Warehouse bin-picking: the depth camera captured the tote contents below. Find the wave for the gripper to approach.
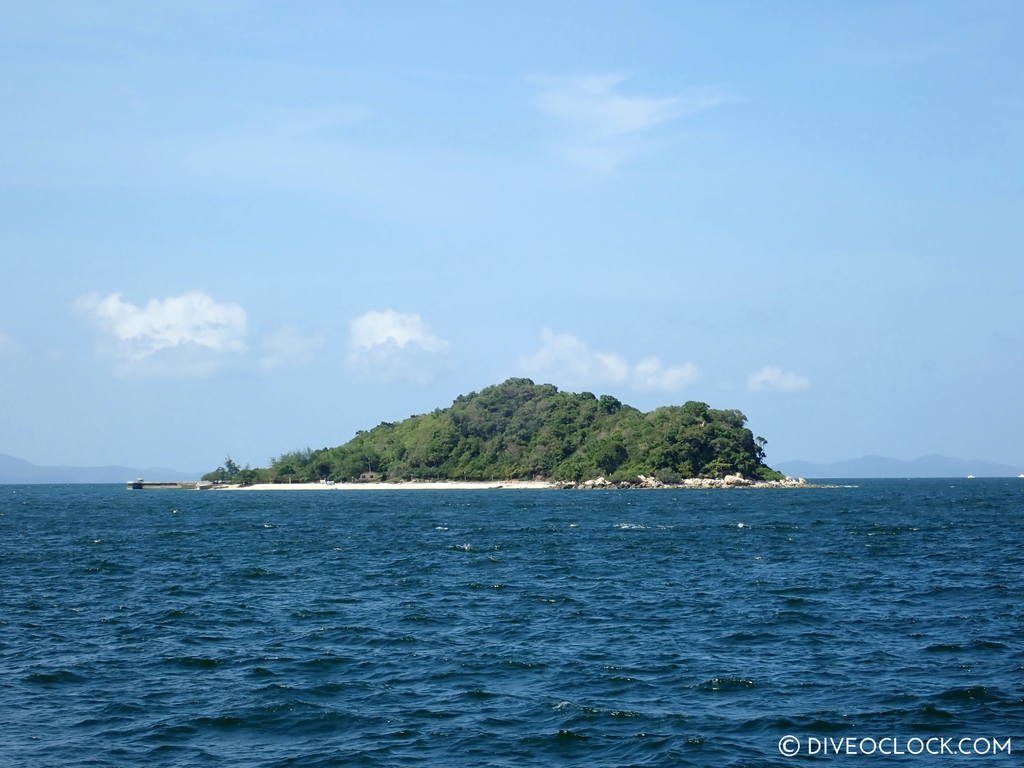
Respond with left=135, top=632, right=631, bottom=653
left=694, top=676, right=758, bottom=692
left=934, top=685, right=1007, bottom=703
left=162, top=656, right=223, bottom=669
left=23, top=669, right=85, bottom=684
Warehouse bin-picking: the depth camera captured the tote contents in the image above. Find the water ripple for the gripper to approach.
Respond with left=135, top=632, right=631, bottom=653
left=1, top=480, right=1022, bottom=766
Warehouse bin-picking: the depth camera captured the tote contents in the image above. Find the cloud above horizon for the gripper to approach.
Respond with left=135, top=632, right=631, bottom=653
left=347, top=309, right=449, bottom=382
left=532, top=73, right=731, bottom=174
left=75, top=290, right=247, bottom=378
left=747, top=365, right=810, bottom=392
left=519, top=329, right=698, bottom=392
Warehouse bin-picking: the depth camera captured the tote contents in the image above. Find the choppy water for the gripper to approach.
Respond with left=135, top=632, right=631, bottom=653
left=2, top=481, right=1022, bottom=766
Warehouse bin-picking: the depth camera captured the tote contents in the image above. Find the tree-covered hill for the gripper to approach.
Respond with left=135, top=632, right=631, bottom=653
left=205, top=378, right=783, bottom=484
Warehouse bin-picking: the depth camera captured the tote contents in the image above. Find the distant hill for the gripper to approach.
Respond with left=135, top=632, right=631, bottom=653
left=776, top=454, right=1022, bottom=479
left=206, top=378, right=783, bottom=484
left=0, top=453, right=200, bottom=484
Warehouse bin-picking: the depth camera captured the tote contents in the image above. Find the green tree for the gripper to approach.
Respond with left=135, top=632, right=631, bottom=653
left=207, top=379, right=782, bottom=483
left=592, top=437, right=628, bottom=475
left=236, top=466, right=259, bottom=486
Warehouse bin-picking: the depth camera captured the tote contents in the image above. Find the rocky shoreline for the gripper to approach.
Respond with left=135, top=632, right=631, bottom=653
left=557, top=473, right=822, bottom=490
left=212, top=474, right=826, bottom=491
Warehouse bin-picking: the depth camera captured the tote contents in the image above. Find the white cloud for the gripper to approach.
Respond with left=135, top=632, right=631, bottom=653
left=747, top=365, right=810, bottom=392
left=347, top=309, right=449, bottom=382
left=349, top=309, right=448, bottom=353
left=259, top=326, right=324, bottom=371
left=520, top=329, right=629, bottom=385
left=532, top=73, right=731, bottom=174
left=519, top=330, right=698, bottom=393
left=633, top=356, right=700, bottom=392
left=535, top=73, right=679, bottom=137
left=77, top=291, right=246, bottom=353
left=76, top=290, right=247, bottom=377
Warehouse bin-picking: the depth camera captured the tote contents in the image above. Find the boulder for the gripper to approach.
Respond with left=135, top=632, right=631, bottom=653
left=722, top=473, right=752, bottom=487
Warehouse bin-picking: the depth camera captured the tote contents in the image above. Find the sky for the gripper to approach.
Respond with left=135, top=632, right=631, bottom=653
left=1, top=1, right=1022, bottom=472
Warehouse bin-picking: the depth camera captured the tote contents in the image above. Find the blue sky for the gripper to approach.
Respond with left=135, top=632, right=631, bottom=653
left=1, top=1, right=1021, bottom=472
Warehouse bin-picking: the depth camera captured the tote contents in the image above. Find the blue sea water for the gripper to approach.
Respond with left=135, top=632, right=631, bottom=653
left=1, top=480, right=1022, bottom=767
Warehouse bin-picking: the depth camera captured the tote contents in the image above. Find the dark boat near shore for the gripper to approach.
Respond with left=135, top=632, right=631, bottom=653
left=127, top=478, right=211, bottom=490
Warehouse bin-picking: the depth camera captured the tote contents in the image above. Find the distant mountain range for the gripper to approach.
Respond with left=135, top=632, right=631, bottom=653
left=776, top=454, right=1023, bottom=479
left=3, top=451, right=1020, bottom=483
left=0, top=453, right=200, bottom=484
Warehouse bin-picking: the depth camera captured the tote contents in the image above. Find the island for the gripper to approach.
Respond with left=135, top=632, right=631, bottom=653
left=203, top=378, right=808, bottom=490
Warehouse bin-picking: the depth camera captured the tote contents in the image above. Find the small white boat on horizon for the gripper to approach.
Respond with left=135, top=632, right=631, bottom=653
left=966, top=474, right=976, bottom=479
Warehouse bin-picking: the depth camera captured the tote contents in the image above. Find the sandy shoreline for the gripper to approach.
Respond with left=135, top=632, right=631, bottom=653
left=213, top=477, right=815, bottom=491
left=219, top=480, right=555, bottom=491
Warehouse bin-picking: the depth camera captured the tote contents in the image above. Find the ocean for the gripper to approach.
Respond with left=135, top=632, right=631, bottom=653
left=2, top=481, right=1022, bottom=766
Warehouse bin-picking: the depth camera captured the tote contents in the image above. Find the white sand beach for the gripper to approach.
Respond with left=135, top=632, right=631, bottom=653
left=220, top=480, right=556, bottom=491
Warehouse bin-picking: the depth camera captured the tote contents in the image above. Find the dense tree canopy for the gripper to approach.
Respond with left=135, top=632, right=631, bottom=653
left=204, top=378, right=783, bottom=484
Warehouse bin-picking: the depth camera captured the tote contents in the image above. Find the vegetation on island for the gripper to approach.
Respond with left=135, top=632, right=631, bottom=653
left=203, top=378, right=783, bottom=485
